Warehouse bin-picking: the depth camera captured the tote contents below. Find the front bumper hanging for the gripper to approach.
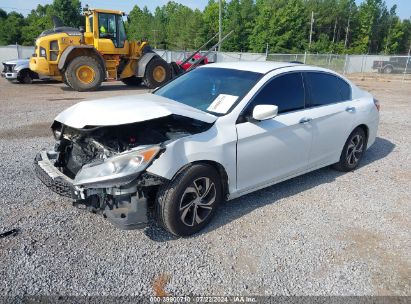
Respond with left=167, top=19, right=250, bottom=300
left=34, top=151, right=79, bottom=199
left=34, top=150, right=149, bottom=230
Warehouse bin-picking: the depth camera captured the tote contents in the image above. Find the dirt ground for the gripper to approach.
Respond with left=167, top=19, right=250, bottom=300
left=0, top=76, right=410, bottom=296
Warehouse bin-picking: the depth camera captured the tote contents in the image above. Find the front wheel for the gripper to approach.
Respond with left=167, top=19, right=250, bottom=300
left=64, top=56, right=104, bottom=92
left=156, top=164, right=222, bottom=236
left=17, top=70, right=33, bottom=84
left=332, top=127, right=366, bottom=172
left=143, top=57, right=172, bottom=89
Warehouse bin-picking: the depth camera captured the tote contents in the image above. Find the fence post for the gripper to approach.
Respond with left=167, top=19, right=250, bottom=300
left=360, top=54, right=366, bottom=76
left=304, top=51, right=307, bottom=64
left=343, top=54, right=348, bottom=75
left=403, top=45, right=411, bottom=82
left=403, top=56, right=410, bottom=82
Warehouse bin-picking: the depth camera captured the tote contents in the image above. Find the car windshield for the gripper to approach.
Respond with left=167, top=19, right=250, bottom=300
left=154, top=67, right=263, bottom=115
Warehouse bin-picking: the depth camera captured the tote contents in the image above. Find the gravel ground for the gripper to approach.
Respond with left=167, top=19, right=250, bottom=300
left=0, top=77, right=410, bottom=297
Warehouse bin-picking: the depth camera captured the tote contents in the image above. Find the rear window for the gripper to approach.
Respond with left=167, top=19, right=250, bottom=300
left=304, top=72, right=351, bottom=107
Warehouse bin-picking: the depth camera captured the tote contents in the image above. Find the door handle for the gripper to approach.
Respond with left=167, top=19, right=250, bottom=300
left=299, top=117, right=312, bottom=124
left=346, top=106, right=356, bottom=113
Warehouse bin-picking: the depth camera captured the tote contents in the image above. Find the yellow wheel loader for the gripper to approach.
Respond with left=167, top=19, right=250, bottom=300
left=29, top=6, right=172, bottom=91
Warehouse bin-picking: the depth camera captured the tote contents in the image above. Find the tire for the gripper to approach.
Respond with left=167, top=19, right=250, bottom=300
left=156, top=164, right=222, bottom=236
left=62, top=74, right=70, bottom=87
left=64, top=56, right=104, bottom=92
left=121, top=76, right=142, bottom=86
left=143, top=57, right=172, bottom=89
left=383, top=66, right=393, bottom=74
left=332, top=127, right=366, bottom=172
left=17, top=70, right=33, bottom=84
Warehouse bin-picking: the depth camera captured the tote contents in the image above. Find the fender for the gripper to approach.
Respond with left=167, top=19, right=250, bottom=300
left=13, top=64, right=30, bottom=73
left=58, top=46, right=106, bottom=71
left=136, top=53, right=159, bottom=77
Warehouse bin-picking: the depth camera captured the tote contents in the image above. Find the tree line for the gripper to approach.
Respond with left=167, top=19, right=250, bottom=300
left=0, top=0, right=410, bottom=55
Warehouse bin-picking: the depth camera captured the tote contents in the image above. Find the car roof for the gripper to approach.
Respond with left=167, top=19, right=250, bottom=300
left=202, top=61, right=301, bottom=74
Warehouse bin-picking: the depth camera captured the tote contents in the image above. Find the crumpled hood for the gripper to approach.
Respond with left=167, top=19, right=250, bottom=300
left=3, top=59, right=29, bottom=66
left=55, top=93, right=217, bottom=129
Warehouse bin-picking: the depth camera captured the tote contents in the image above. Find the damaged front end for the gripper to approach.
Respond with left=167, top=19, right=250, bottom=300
left=34, top=114, right=211, bottom=230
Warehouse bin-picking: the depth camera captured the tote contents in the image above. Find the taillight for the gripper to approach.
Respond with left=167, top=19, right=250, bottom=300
left=374, top=98, right=381, bottom=111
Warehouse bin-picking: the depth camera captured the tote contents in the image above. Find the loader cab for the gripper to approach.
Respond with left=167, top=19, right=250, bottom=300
left=85, top=9, right=128, bottom=55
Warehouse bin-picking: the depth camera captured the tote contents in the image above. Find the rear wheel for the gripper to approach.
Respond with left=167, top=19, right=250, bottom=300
left=332, top=127, right=366, bottom=172
left=143, top=57, right=172, bottom=89
left=121, top=76, right=142, bottom=86
left=65, top=56, right=104, bottom=92
left=383, top=66, right=393, bottom=74
left=156, top=164, right=222, bottom=236
left=17, top=70, right=33, bottom=84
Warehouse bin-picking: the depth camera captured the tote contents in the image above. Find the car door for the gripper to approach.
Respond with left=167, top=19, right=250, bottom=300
left=236, top=72, right=313, bottom=192
left=302, top=72, right=356, bottom=168
left=96, top=13, right=128, bottom=55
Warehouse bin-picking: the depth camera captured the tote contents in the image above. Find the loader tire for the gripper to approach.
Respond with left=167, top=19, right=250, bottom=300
left=121, top=76, right=142, bottom=86
left=62, top=74, right=70, bottom=87
left=65, top=56, right=104, bottom=92
left=143, top=57, right=172, bottom=89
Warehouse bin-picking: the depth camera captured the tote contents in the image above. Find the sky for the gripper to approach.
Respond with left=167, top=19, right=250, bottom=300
left=1, top=0, right=410, bottom=19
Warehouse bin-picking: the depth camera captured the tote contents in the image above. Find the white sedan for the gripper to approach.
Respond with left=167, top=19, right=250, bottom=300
left=35, top=62, right=380, bottom=236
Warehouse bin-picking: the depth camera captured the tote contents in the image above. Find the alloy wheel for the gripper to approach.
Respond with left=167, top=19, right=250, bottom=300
left=346, top=134, right=364, bottom=166
left=179, top=177, right=216, bottom=227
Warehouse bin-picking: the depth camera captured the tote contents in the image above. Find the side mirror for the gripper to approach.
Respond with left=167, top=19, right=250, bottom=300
left=252, top=104, right=278, bottom=121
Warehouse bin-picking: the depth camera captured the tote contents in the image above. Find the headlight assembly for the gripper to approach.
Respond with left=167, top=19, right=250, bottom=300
left=73, top=145, right=162, bottom=188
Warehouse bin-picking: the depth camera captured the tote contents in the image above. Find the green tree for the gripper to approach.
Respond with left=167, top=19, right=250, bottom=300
left=20, top=5, right=54, bottom=46
left=183, top=9, right=206, bottom=49
left=250, top=0, right=307, bottom=53
left=51, top=0, right=82, bottom=28
left=350, top=0, right=385, bottom=53
left=0, top=12, right=25, bottom=45
left=202, top=0, right=222, bottom=41
left=400, top=19, right=411, bottom=54
left=152, top=7, right=167, bottom=48
left=0, top=8, right=7, bottom=20
left=126, top=5, right=155, bottom=42
left=0, top=0, right=408, bottom=54
left=224, top=0, right=256, bottom=51
left=385, top=18, right=405, bottom=54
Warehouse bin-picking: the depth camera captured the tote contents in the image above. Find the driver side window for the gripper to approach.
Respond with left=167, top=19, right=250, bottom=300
left=98, top=13, right=117, bottom=45
left=248, top=72, right=305, bottom=115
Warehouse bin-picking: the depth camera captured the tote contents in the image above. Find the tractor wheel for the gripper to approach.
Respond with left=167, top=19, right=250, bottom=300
left=121, top=76, right=142, bottom=86
left=143, top=57, right=172, bottom=89
left=62, top=74, right=70, bottom=87
left=65, top=56, right=104, bottom=92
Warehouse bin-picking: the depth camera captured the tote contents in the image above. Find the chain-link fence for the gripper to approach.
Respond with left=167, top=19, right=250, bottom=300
left=1, top=45, right=410, bottom=81
left=156, top=49, right=410, bottom=80
left=0, top=45, right=34, bottom=63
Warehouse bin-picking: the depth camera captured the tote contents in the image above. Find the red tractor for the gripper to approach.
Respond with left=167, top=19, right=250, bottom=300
left=177, top=53, right=210, bottom=71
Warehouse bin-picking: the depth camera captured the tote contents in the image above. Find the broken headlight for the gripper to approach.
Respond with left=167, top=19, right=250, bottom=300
left=73, top=145, right=161, bottom=187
